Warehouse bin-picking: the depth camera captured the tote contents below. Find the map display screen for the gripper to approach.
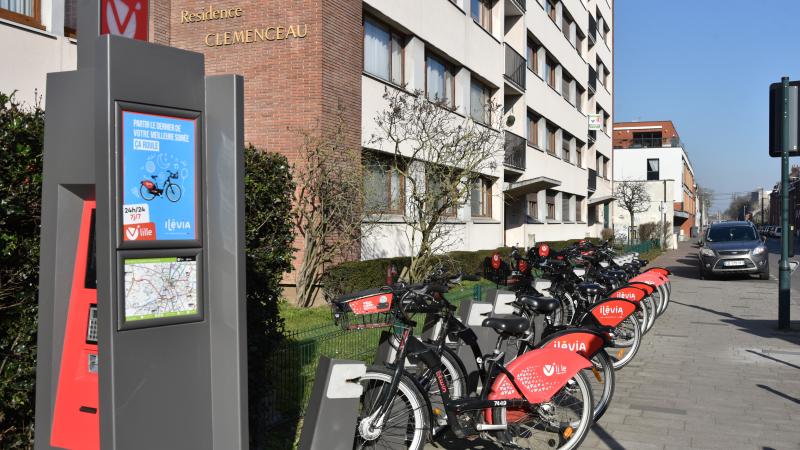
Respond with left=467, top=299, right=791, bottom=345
left=123, top=256, right=198, bottom=322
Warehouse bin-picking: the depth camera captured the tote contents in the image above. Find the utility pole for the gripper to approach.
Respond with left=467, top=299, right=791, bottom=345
left=761, top=190, right=765, bottom=225
left=779, top=76, right=791, bottom=330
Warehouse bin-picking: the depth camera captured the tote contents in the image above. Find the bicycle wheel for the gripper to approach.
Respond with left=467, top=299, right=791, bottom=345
left=608, top=315, right=641, bottom=370
left=634, top=300, right=649, bottom=335
left=493, top=371, right=594, bottom=450
left=165, top=183, right=182, bottom=202
left=419, top=346, right=467, bottom=427
left=356, top=366, right=430, bottom=450
left=657, top=283, right=670, bottom=315
left=584, top=349, right=615, bottom=422
left=642, top=296, right=656, bottom=334
left=139, top=184, right=156, bottom=201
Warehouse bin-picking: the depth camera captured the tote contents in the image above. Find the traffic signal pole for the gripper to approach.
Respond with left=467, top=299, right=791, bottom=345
left=779, top=76, right=791, bottom=329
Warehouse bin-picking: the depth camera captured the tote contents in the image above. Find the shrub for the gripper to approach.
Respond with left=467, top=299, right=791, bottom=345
left=244, top=145, right=295, bottom=449
left=601, top=228, right=615, bottom=241
left=321, top=239, right=601, bottom=298
left=0, top=92, right=44, bottom=448
left=638, top=222, right=659, bottom=243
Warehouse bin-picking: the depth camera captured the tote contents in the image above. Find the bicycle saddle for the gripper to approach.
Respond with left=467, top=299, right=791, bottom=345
left=518, top=296, right=560, bottom=314
left=482, top=316, right=530, bottom=336
left=576, top=282, right=603, bottom=296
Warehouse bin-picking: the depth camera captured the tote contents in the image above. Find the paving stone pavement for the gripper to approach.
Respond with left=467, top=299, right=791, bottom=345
left=580, top=241, right=800, bottom=450
left=426, top=241, right=800, bottom=450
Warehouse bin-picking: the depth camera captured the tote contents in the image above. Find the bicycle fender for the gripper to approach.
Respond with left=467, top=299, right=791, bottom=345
left=607, top=286, right=647, bottom=303
left=538, top=328, right=608, bottom=359
left=587, top=298, right=638, bottom=327
left=488, top=348, right=591, bottom=404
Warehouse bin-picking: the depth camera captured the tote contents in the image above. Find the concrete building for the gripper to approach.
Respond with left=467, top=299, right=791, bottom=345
left=613, top=179, right=677, bottom=249
left=613, top=120, right=697, bottom=243
left=0, top=0, right=77, bottom=105
left=5, top=0, right=614, bottom=270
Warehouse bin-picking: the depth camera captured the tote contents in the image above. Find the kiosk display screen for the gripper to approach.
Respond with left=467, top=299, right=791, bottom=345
left=123, top=256, right=198, bottom=322
left=120, top=110, right=198, bottom=242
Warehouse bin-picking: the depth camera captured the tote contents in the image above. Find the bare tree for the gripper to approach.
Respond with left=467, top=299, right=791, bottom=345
left=293, top=117, right=376, bottom=307
left=370, top=88, right=503, bottom=281
left=614, top=180, right=651, bottom=243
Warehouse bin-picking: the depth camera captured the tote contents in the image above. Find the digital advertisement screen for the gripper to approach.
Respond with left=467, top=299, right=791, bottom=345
left=121, top=110, right=198, bottom=242
left=123, top=256, right=198, bottom=322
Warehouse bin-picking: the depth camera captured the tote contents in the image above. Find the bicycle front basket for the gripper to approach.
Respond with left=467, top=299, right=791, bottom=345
left=331, top=287, right=394, bottom=331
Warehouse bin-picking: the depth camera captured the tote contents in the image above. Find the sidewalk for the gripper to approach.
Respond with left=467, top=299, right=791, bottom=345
left=581, top=241, right=800, bottom=450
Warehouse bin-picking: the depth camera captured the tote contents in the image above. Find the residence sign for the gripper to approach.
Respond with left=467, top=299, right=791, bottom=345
left=180, top=4, right=309, bottom=47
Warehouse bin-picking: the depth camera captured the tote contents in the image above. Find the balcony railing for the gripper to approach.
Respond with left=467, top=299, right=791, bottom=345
left=615, top=137, right=684, bottom=149
left=504, top=44, right=526, bottom=91
left=588, top=169, right=597, bottom=192
left=588, top=66, right=597, bottom=93
left=504, top=130, right=526, bottom=170
left=588, top=15, right=597, bottom=45
left=588, top=129, right=597, bottom=144
left=509, top=0, right=526, bottom=13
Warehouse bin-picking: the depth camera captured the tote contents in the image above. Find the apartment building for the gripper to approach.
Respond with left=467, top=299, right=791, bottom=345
left=613, top=120, right=698, bottom=241
left=5, top=0, right=614, bottom=267
left=0, top=0, right=77, bottom=105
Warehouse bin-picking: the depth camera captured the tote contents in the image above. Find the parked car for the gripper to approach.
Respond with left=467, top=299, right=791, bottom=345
left=765, top=226, right=774, bottom=237
left=774, top=226, right=782, bottom=238
left=699, top=221, right=770, bottom=280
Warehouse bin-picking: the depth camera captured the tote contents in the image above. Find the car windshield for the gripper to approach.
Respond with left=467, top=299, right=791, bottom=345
left=707, top=226, right=757, bottom=242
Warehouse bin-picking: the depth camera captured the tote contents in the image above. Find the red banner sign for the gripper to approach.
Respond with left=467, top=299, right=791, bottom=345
left=101, top=0, right=148, bottom=41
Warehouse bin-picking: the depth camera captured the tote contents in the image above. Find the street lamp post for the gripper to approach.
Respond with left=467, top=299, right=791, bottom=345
left=779, top=77, right=791, bottom=329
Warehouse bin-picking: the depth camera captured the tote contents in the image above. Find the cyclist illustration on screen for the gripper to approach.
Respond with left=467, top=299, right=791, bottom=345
left=139, top=170, right=182, bottom=202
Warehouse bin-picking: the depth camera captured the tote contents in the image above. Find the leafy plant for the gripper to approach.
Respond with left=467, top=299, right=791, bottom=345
left=0, top=91, right=44, bottom=449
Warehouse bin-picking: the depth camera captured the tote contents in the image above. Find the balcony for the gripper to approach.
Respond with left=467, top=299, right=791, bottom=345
left=588, top=169, right=597, bottom=192
left=588, top=15, right=597, bottom=45
left=614, top=136, right=684, bottom=149
left=504, top=44, right=526, bottom=92
left=504, top=130, right=526, bottom=171
left=588, top=66, right=597, bottom=93
left=505, top=0, right=526, bottom=15
left=588, top=129, right=597, bottom=145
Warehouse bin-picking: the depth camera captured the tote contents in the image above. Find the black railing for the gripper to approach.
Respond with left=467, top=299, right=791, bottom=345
left=588, top=169, right=597, bottom=192
left=616, top=137, right=684, bottom=149
left=504, top=131, right=526, bottom=170
left=588, top=15, right=597, bottom=44
left=588, top=129, right=597, bottom=144
left=509, top=0, right=526, bottom=12
left=588, top=66, right=597, bottom=93
left=504, top=44, right=526, bottom=90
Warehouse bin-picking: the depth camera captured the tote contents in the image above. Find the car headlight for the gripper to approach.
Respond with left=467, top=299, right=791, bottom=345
left=752, top=245, right=767, bottom=255
left=700, top=248, right=715, bottom=257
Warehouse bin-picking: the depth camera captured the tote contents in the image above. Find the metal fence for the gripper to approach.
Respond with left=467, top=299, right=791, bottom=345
left=262, top=284, right=485, bottom=434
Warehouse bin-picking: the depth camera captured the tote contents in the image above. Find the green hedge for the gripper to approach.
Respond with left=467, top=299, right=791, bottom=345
left=321, top=238, right=600, bottom=298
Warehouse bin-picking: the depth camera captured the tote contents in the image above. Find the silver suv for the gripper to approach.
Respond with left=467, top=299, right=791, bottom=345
left=698, top=221, right=769, bottom=280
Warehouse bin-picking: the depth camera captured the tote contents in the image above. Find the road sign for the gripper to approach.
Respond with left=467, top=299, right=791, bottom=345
left=769, top=80, right=800, bottom=157
left=101, top=0, right=148, bottom=41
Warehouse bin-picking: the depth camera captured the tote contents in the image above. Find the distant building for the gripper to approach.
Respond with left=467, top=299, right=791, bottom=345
left=612, top=120, right=698, bottom=244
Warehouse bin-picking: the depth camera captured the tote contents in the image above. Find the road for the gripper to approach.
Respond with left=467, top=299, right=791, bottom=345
left=426, top=241, right=800, bottom=450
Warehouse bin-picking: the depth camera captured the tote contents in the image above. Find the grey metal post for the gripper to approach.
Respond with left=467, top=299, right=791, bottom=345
left=299, top=357, right=366, bottom=450
left=779, top=76, right=791, bottom=329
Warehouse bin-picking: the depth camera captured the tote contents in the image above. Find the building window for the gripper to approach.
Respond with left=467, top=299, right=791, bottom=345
left=546, top=124, right=557, bottom=156
left=603, top=156, right=609, bottom=178
left=596, top=61, right=606, bottom=86
left=576, top=196, right=584, bottom=222
left=561, top=72, right=572, bottom=102
left=545, top=0, right=557, bottom=23
left=588, top=204, right=597, bottom=225
left=426, top=54, right=455, bottom=107
left=0, top=0, right=40, bottom=27
left=363, top=18, right=404, bottom=85
left=632, top=131, right=663, bottom=148
left=428, top=174, right=458, bottom=217
left=470, top=78, right=491, bottom=124
left=546, top=191, right=556, bottom=220
left=364, top=154, right=404, bottom=213
left=596, top=155, right=604, bottom=178
left=545, top=56, right=557, bottom=90
left=471, top=177, right=492, bottom=217
left=562, top=193, right=571, bottom=221
left=561, top=10, right=572, bottom=42
left=527, top=112, right=540, bottom=147
left=527, top=39, right=539, bottom=74
left=576, top=86, right=584, bottom=112
left=528, top=198, right=539, bottom=220
left=576, top=143, right=583, bottom=168
left=562, top=133, right=571, bottom=161
left=471, top=0, right=492, bottom=32
left=647, top=158, right=660, bottom=181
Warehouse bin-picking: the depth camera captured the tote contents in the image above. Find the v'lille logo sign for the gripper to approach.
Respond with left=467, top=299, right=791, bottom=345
left=101, top=0, right=148, bottom=41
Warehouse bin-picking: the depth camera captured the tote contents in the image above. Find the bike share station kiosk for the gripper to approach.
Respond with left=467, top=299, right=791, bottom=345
left=34, top=0, right=253, bottom=447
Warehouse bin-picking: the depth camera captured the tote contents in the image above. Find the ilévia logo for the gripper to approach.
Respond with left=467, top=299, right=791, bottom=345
left=436, top=370, right=448, bottom=393
left=542, top=363, right=567, bottom=377
left=551, top=339, right=587, bottom=353
left=599, top=305, right=625, bottom=316
left=164, top=218, right=192, bottom=232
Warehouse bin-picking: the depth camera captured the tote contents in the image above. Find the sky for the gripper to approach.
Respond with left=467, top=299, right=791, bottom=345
left=614, top=0, right=800, bottom=213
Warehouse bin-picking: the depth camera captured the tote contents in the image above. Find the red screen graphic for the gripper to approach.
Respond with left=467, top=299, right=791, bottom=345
left=101, top=0, right=148, bottom=41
